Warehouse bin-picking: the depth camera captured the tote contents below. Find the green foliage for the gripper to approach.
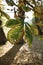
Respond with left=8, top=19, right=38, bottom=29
left=0, top=11, right=10, bottom=19
left=6, top=0, right=15, bottom=6
left=5, top=0, right=43, bottom=46
left=7, top=25, right=24, bottom=44
left=5, top=0, right=34, bottom=46
left=18, top=1, right=31, bottom=12
left=15, top=17, right=24, bottom=24
left=25, top=22, right=33, bottom=33
left=5, top=17, right=24, bottom=27
left=5, top=19, right=20, bottom=28
left=6, top=17, right=33, bottom=46
left=32, top=0, right=36, bottom=5
left=25, top=23, right=33, bottom=47
left=22, top=6, right=31, bottom=12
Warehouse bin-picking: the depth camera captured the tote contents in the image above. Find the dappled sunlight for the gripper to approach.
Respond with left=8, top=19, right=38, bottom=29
left=0, top=41, right=14, bottom=57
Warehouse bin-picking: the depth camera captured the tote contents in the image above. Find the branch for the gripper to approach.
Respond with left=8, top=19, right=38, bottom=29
left=13, top=3, right=18, bottom=7
left=25, top=0, right=35, bottom=9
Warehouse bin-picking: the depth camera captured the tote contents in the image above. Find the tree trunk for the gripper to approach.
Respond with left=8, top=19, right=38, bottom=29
left=0, top=20, right=7, bottom=45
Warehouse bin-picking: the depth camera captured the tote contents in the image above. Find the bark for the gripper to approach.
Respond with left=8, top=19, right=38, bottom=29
left=0, top=20, right=7, bottom=45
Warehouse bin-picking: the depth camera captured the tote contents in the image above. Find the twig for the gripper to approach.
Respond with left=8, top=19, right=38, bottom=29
left=25, top=0, right=35, bottom=9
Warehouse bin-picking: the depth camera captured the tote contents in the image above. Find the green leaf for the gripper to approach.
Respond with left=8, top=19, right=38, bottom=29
left=32, top=0, right=36, bottom=5
left=25, top=24, right=33, bottom=47
left=22, top=6, right=31, bottom=12
left=7, top=25, right=24, bottom=44
left=25, top=22, right=34, bottom=34
left=19, top=3, right=31, bottom=12
left=1, top=11, right=10, bottom=19
left=5, top=19, right=20, bottom=28
left=16, top=17, right=24, bottom=24
left=6, top=0, right=15, bottom=6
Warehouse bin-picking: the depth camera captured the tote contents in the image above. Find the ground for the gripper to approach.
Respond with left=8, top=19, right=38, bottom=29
left=0, top=36, right=43, bottom=65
